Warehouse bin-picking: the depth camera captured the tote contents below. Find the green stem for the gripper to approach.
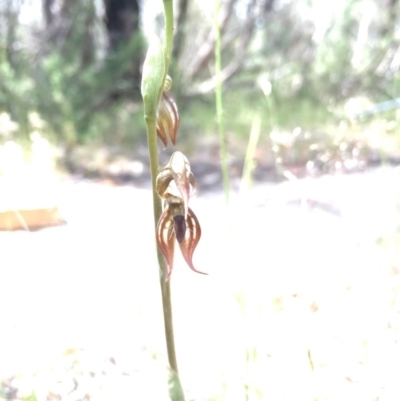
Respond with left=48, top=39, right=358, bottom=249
left=145, top=115, right=179, bottom=374
left=163, top=0, right=174, bottom=85
left=142, top=0, right=182, bottom=387
left=214, top=0, right=230, bottom=206
left=142, top=0, right=180, bottom=377
left=161, top=0, right=179, bottom=376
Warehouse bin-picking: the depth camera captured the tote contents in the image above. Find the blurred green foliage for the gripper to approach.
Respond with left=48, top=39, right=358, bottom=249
left=0, top=0, right=144, bottom=151
left=0, top=0, right=398, bottom=168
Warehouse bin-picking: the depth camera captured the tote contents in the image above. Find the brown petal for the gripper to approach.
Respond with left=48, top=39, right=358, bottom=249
left=156, top=91, right=179, bottom=148
left=178, top=208, right=207, bottom=275
left=168, top=152, right=192, bottom=218
left=156, top=104, right=168, bottom=147
left=156, top=168, right=173, bottom=199
left=156, top=206, right=175, bottom=280
left=164, top=91, right=179, bottom=145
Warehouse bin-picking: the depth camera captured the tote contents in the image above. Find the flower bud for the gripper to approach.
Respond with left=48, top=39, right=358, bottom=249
left=156, top=91, right=179, bottom=148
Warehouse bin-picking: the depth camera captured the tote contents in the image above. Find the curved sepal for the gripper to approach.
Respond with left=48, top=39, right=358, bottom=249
left=156, top=168, right=174, bottom=199
left=178, top=208, right=206, bottom=275
left=156, top=205, right=175, bottom=280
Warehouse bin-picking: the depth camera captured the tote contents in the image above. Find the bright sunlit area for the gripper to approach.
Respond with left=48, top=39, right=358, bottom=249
left=1, top=0, right=400, bottom=401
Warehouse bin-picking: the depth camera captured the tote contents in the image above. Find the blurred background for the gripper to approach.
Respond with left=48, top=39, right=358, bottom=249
left=1, top=0, right=400, bottom=400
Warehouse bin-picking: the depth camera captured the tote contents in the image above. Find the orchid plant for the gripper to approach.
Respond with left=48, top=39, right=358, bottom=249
left=140, top=0, right=204, bottom=399
left=142, top=29, right=204, bottom=282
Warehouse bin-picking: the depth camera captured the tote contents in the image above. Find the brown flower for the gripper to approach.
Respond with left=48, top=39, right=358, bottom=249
left=156, top=152, right=205, bottom=280
left=157, top=205, right=204, bottom=280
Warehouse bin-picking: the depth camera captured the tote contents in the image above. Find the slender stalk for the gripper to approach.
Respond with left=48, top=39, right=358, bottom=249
left=214, top=0, right=230, bottom=206
left=145, top=114, right=179, bottom=373
left=162, top=0, right=178, bottom=375
left=142, top=0, right=180, bottom=375
left=142, top=0, right=184, bottom=391
left=163, top=0, right=174, bottom=81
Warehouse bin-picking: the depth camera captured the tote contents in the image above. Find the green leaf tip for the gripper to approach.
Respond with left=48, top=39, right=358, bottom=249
left=141, top=35, right=166, bottom=117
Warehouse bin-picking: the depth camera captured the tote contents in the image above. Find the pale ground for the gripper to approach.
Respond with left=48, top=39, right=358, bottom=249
left=1, top=167, right=400, bottom=401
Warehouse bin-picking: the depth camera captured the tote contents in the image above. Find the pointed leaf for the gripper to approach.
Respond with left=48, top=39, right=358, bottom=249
left=141, top=36, right=165, bottom=119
